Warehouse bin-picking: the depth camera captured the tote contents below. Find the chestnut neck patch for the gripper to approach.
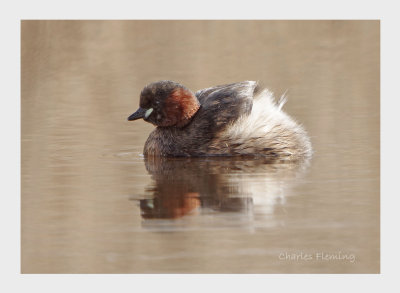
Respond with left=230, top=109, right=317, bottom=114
left=163, top=88, right=200, bottom=128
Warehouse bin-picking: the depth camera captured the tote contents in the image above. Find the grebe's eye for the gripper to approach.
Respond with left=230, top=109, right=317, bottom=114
left=145, top=108, right=154, bottom=119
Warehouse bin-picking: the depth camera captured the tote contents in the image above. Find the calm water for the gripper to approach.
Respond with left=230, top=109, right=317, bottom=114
left=21, top=20, right=379, bottom=273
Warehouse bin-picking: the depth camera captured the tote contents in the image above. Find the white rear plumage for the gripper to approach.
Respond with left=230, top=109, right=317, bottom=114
left=222, top=87, right=312, bottom=158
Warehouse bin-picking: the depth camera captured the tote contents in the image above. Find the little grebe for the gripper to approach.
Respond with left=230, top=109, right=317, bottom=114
left=127, top=80, right=312, bottom=159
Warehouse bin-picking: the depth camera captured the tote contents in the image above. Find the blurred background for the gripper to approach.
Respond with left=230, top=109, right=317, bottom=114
left=21, top=20, right=379, bottom=273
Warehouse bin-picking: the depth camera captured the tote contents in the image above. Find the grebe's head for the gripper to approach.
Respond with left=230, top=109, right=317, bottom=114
left=127, top=81, right=200, bottom=127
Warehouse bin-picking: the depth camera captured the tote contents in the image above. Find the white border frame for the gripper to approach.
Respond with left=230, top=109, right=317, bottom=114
left=2, top=0, right=398, bottom=292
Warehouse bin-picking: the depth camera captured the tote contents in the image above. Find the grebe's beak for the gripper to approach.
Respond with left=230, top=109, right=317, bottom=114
left=127, top=107, right=146, bottom=121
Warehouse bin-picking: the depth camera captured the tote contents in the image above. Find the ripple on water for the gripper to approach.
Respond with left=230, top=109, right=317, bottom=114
left=100, top=146, right=145, bottom=165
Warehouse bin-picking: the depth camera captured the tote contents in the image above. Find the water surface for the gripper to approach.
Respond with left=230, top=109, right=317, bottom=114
left=21, top=20, right=379, bottom=273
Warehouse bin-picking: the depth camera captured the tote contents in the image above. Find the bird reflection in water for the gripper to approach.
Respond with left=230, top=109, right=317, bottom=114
left=137, top=156, right=310, bottom=221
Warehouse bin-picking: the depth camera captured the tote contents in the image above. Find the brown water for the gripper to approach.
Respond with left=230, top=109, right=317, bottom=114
left=21, top=20, right=379, bottom=273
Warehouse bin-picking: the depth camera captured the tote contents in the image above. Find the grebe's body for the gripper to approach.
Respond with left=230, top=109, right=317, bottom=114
left=128, top=81, right=311, bottom=160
